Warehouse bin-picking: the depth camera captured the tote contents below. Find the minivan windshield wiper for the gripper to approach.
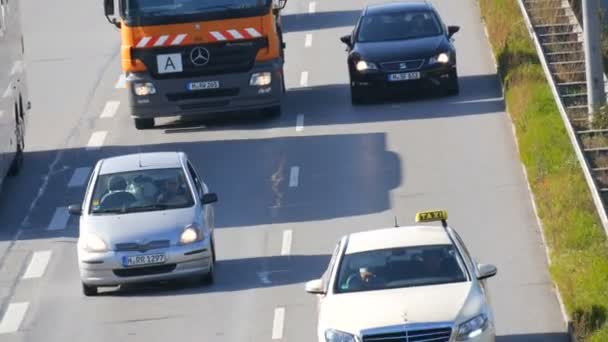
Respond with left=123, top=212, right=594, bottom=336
left=123, top=204, right=170, bottom=213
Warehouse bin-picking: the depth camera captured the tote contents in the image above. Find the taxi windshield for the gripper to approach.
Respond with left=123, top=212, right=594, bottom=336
left=122, top=0, right=267, bottom=18
left=335, top=244, right=469, bottom=294
left=89, top=168, right=194, bottom=215
left=357, top=11, right=443, bottom=43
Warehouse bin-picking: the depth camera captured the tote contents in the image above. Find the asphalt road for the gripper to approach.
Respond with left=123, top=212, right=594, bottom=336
left=0, top=0, right=570, bottom=341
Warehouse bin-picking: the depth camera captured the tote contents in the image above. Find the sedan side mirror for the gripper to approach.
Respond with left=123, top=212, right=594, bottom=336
left=202, top=193, right=218, bottom=204
left=305, top=278, right=326, bottom=295
left=68, top=204, right=83, bottom=216
left=477, top=263, right=497, bottom=280
left=340, top=34, right=352, bottom=46
left=448, top=25, right=460, bottom=38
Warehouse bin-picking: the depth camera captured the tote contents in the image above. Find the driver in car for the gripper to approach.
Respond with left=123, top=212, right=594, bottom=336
left=156, top=175, right=187, bottom=205
left=345, top=266, right=387, bottom=291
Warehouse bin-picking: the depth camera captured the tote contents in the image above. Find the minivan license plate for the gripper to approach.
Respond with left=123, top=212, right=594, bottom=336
left=388, top=72, right=421, bottom=82
left=123, top=254, right=166, bottom=267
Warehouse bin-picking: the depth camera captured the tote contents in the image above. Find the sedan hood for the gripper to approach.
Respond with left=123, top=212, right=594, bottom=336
left=82, top=208, right=197, bottom=247
left=319, top=282, right=472, bottom=335
left=354, top=35, right=446, bottom=62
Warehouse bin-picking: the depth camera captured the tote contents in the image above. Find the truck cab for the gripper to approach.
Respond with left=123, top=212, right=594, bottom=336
left=104, top=0, right=287, bottom=129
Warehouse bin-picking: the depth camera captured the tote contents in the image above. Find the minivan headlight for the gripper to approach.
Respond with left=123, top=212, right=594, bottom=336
left=179, top=225, right=202, bottom=245
left=80, top=233, right=108, bottom=253
left=456, top=313, right=489, bottom=340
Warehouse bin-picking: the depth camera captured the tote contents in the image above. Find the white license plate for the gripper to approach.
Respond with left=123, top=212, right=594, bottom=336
left=388, top=72, right=421, bottom=82
left=187, top=81, right=220, bottom=91
left=157, top=53, right=183, bottom=74
left=123, top=254, right=166, bottom=267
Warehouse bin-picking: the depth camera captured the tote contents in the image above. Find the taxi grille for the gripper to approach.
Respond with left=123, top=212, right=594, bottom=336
left=380, top=59, right=425, bottom=71
left=362, top=327, right=452, bottom=342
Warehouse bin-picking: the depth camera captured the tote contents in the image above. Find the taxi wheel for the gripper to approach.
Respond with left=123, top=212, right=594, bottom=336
left=201, top=259, right=214, bottom=285
left=211, top=237, right=216, bottom=263
left=82, top=283, right=98, bottom=296
left=134, top=118, right=154, bottom=130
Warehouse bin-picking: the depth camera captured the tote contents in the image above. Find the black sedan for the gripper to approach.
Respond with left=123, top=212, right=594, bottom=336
left=340, top=1, right=460, bottom=104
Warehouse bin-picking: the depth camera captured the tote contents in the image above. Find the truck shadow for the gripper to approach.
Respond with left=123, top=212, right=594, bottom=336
left=281, top=10, right=362, bottom=33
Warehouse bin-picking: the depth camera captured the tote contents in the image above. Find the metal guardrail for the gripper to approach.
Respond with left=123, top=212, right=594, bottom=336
left=516, top=0, right=608, bottom=236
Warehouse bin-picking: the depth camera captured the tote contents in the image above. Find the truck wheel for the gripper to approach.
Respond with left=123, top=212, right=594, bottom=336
left=134, top=118, right=154, bottom=130
left=8, top=113, right=24, bottom=176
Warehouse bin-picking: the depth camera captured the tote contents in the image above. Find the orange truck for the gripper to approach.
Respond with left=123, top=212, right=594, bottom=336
left=103, top=0, right=287, bottom=129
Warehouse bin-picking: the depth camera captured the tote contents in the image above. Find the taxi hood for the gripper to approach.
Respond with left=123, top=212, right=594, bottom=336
left=319, top=282, right=473, bottom=335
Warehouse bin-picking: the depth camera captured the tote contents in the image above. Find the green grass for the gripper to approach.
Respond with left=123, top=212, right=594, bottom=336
left=479, top=0, right=608, bottom=339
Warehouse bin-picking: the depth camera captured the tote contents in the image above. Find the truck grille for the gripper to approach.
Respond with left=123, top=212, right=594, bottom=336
left=362, top=326, right=452, bottom=342
left=166, top=88, right=239, bottom=101
left=132, top=38, right=268, bottom=79
left=380, top=59, right=425, bottom=71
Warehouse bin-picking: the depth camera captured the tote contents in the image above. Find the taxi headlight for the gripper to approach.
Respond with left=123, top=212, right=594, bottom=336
left=179, top=225, right=202, bottom=245
left=80, top=233, right=108, bottom=253
left=355, top=60, right=378, bottom=72
left=250, top=72, right=272, bottom=86
left=456, top=313, right=489, bottom=340
left=325, top=329, right=358, bottom=342
left=133, top=82, right=156, bottom=96
left=429, top=52, right=450, bottom=64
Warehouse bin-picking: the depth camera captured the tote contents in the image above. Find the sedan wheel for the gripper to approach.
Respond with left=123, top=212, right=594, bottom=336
left=350, top=86, right=366, bottom=105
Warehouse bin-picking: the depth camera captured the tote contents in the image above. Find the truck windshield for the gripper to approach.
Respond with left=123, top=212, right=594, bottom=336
left=123, top=0, right=268, bottom=18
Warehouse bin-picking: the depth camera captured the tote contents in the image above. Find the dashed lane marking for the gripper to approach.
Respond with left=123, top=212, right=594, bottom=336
left=272, top=307, right=285, bottom=339
left=296, top=114, right=304, bottom=132
left=0, top=302, right=29, bottom=334
left=22, top=250, right=52, bottom=279
left=100, top=101, right=120, bottom=118
left=281, top=230, right=293, bottom=256
left=289, top=166, right=299, bottom=188
left=86, top=131, right=107, bottom=150
left=47, top=207, right=69, bottom=231
left=68, top=167, right=91, bottom=188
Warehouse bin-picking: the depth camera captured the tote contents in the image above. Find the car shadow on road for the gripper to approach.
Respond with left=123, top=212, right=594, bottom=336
left=153, top=73, right=505, bottom=134
left=99, top=254, right=330, bottom=297
left=497, top=332, right=570, bottom=342
left=281, top=10, right=362, bottom=33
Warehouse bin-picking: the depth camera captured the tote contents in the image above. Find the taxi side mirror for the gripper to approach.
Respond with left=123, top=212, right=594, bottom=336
left=305, top=278, right=325, bottom=294
left=68, top=204, right=83, bottom=216
left=477, top=263, right=497, bottom=280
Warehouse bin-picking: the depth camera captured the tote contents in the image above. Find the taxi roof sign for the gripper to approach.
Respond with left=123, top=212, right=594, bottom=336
left=415, top=210, right=448, bottom=223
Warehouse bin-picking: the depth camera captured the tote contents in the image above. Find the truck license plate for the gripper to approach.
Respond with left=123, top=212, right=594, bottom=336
left=388, top=72, right=421, bottom=82
left=122, top=254, right=166, bottom=267
left=187, top=81, right=220, bottom=91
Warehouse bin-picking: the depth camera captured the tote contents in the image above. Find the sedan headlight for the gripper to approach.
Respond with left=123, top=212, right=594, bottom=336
left=133, top=82, right=156, bottom=96
left=429, top=52, right=450, bottom=64
left=456, top=313, right=489, bottom=340
left=80, top=233, right=108, bottom=253
left=325, top=329, right=358, bottom=342
left=355, top=60, right=378, bottom=72
left=179, top=225, right=203, bottom=245
left=250, top=72, right=272, bottom=86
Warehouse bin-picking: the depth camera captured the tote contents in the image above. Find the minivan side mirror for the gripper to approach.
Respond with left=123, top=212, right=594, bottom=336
left=202, top=193, right=218, bottom=204
left=340, top=34, right=352, bottom=46
left=477, top=263, right=497, bottom=280
left=447, top=25, right=460, bottom=38
left=305, top=278, right=325, bottom=295
left=68, top=204, right=83, bottom=216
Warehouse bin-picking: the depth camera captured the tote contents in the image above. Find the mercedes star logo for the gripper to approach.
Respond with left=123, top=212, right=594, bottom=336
left=190, top=46, right=211, bottom=66
left=402, top=311, right=409, bottom=322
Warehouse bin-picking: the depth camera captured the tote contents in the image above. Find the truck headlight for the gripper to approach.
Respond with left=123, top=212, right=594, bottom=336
left=355, top=60, right=378, bottom=72
left=456, top=313, right=489, bottom=340
left=429, top=52, right=450, bottom=64
left=325, top=329, right=358, bottom=342
left=179, top=225, right=202, bottom=245
left=80, top=233, right=108, bottom=253
left=250, top=72, right=272, bottom=86
left=133, top=82, right=156, bottom=96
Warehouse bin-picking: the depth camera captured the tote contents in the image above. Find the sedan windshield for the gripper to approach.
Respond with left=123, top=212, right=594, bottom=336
left=123, top=0, right=267, bottom=18
left=357, top=11, right=443, bottom=43
left=335, top=244, right=468, bottom=294
left=90, top=168, right=194, bottom=215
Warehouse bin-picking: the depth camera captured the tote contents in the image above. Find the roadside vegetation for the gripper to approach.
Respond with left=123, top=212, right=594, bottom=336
left=479, top=0, right=608, bottom=339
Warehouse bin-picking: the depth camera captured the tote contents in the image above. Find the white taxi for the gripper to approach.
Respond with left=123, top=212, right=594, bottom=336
left=305, top=210, right=497, bottom=342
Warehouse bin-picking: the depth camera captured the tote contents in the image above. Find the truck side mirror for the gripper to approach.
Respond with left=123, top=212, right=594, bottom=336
left=104, top=0, right=115, bottom=16
left=278, top=0, right=288, bottom=9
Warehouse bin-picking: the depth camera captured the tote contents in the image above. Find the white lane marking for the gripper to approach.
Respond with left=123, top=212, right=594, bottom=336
left=0, top=302, right=29, bottom=334
left=451, top=96, right=504, bottom=104
left=171, top=34, right=187, bottom=45
left=86, top=131, right=107, bottom=150
left=289, top=166, right=299, bottom=188
left=68, top=167, right=92, bottom=188
left=296, top=114, right=304, bottom=132
left=299, top=71, right=308, bottom=87
left=115, top=74, right=126, bottom=89
left=272, top=307, right=285, bottom=340
left=305, top=33, right=313, bottom=47
left=308, top=2, right=316, bottom=13
left=22, top=250, right=52, bottom=279
left=281, top=230, right=293, bottom=256
left=47, top=207, right=69, bottom=231
left=153, top=35, right=169, bottom=47
left=100, top=101, right=120, bottom=118
left=258, top=271, right=272, bottom=284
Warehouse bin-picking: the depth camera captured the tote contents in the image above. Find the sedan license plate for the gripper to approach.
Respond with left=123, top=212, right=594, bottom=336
left=123, top=254, right=166, bottom=267
left=388, top=72, right=421, bottom=82
left=187, top=81, right=220, bottom=91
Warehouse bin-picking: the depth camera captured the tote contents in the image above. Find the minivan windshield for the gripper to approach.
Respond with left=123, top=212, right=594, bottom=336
left=90, top=168, right=194, bottom=215
left=357, top=10, right=443, bottom=43
left=335, top=244, right=469, bottom=294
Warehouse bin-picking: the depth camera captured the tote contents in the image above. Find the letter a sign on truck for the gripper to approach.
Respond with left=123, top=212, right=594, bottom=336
left=157, top=53, right=183, bottom=74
